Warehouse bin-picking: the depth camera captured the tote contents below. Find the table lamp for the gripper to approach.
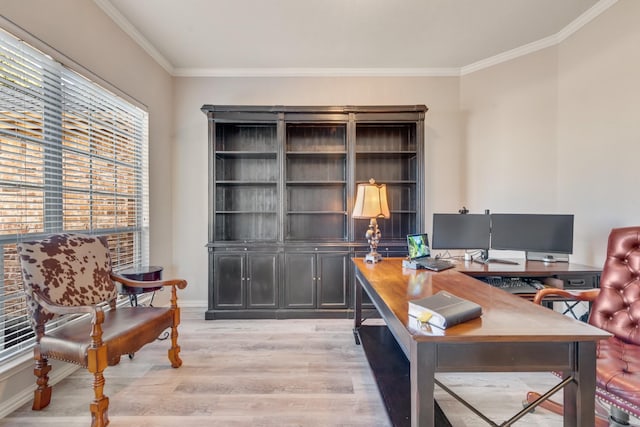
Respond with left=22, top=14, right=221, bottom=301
left=352, top=178, right=391, bottom=263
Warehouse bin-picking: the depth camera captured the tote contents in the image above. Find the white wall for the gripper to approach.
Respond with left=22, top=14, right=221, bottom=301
left=460, top=47, right=559, bottom=213
left=556, top=0, right=640, bottom=263
left=172, top=76, right=465, bottom=302
left=459, top=0, right=640, bottom=266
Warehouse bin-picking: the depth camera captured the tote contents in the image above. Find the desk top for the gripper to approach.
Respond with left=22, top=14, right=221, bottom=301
left=354, top=258, right=609, bottom=344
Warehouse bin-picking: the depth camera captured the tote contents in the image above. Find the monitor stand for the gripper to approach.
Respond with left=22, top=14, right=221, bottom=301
left=475, top=250, right=519, bottom=265
left=526, top=252, right=569, bottom=263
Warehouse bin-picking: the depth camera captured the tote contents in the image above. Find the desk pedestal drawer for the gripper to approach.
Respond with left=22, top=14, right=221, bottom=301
left=554, top=273, right=600, bottom=289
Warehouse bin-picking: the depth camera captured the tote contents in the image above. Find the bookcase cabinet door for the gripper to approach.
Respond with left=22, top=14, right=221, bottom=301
left=213, top=252, right=278, bottom=309
left=317, top=253, right=349, bottom=308
left=247, top=253, right=278, bottom=308
left=213, top=253, right=244, bottom=308
left=283, top=251, right=349, bottom=309
left=283, top=253, right=316, bottom=308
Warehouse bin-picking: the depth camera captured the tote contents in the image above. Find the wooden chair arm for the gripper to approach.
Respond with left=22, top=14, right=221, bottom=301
left=31, top=291, right=106, bottom=347
left=31, top=291, right=99, bottom=316
left=532, top=287, right=600, bottom=305
left=110, top=273, right=188, bottom=290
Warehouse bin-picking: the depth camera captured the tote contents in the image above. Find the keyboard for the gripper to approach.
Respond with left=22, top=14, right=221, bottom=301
left=482, top=277, right=544, bottom=294
left=416, top=258, right=455, bottom=272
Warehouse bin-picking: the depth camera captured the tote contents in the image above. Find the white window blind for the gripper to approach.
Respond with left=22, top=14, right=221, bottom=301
left=0, top=27, right=149, bottom=362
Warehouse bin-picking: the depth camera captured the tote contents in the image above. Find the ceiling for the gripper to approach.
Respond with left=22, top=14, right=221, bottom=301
left=95, top=0, right=612, bottom=77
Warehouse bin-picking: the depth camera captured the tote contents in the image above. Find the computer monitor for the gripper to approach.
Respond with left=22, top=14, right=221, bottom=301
left=431, top=214, right=491, bottom=251
left=490, top=214, right=574, bottom=262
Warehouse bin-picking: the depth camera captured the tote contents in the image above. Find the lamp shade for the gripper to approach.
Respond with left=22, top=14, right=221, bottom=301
left=352, top=179, right=390, bottom=219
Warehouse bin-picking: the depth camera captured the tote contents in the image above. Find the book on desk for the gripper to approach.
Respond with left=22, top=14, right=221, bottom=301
left=408, top=290, right=482, bottom=329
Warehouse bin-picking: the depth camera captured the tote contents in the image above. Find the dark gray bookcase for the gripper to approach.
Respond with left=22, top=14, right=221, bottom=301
left=202, top=105, right=426, bottom=319
left=355, top=123, right=419, bottom=242
left=286, top=123, right=347, bottom=241
left=214, top=123, right=279, bottom=241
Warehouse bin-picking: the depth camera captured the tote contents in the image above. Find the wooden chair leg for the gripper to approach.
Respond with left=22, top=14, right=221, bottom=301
left=168, top=308, right=182, bottom=368
left=89, top=370, right=109, bottom=427
left=87, top=341, right=110, bottom=427
left=525, top=392, right=610, bottom=427
left=168, top=324, right=182, bottom=368
left=32, top=352, right=52, bottom=410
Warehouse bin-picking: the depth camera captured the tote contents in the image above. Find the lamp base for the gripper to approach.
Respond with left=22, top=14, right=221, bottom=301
left=365, top=252, right=383, bottom=263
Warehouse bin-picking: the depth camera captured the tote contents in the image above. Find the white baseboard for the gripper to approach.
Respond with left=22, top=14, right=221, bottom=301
left=178, top=300, right=208, bottom=309
left=0, top=361, right=79, bottom=418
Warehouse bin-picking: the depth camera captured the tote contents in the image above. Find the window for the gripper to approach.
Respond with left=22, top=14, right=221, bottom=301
left=0, top=27, right=149, bottom=362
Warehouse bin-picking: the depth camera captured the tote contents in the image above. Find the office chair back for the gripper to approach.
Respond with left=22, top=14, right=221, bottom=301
left=589, top=227, right=640, bottom=344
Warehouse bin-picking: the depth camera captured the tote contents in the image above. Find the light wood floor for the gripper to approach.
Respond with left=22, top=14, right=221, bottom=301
left=0, top=309, right=570, bottom=426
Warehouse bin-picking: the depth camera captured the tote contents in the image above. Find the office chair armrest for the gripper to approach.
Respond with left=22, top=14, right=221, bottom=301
left=110, top=273, right=188, bottom=290
left=532, top=287, right=600, bottom=305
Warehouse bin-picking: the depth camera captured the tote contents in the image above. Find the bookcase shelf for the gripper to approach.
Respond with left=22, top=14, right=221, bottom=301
left=216, top=181, right=278, bottom=185
left=286, top=151, right=347, bottom=156
left=286, top=181, right=346, bottom=185
left=355, top=151, right=417, bottom=156
left=216, top=151, right=278, bottom=159
left=214, top=211, right=278, bottom=215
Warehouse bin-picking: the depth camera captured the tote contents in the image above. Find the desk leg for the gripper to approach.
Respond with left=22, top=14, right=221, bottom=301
left=410, top=340, right=436, bottom=427
left=352, top=272, right=363, bottom=345
left=354, top=272, right=363, bottom=329
left=564, top=341, right=597, bottom=427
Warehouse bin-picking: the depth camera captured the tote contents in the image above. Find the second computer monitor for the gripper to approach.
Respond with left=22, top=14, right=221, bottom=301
left=431, top=213, right=491, bottom=250
left=490, top=214, right=574, bottom=257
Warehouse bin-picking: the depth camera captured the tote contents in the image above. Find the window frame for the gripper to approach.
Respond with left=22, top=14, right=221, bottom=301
left=0, top=25, right=150, bottom=363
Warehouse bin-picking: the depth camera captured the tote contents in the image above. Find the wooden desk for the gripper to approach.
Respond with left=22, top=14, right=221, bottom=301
left=353, top=258, right=610, bottom=427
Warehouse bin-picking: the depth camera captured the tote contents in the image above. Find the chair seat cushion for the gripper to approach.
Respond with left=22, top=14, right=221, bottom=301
left=40, top=306, right=173, bottom=366
left=596, top=336, right=640, bottom=414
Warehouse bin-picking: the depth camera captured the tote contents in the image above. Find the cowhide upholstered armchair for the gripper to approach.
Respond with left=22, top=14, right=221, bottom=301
left=527, top=226, right=640, bottom=427
left=17, top=233, right=187, bottom=427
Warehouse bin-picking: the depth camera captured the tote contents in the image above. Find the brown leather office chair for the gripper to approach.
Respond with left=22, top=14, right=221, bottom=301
left=527, top=226, right=640, bottom=427
left=17, top=233, right=187, bottom=427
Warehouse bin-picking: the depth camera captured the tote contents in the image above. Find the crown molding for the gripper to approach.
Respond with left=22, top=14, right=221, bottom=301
left=97, top=0, right=616, bottom=79
left=556, top=0, right=618, bottom=43
left=93, top=0, right=175, bottom=75
left=460, top=34, right=559, bottom=76
left=172, top=67, right=461, bottom=78
left=461, top=0, right=617, bottom=76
